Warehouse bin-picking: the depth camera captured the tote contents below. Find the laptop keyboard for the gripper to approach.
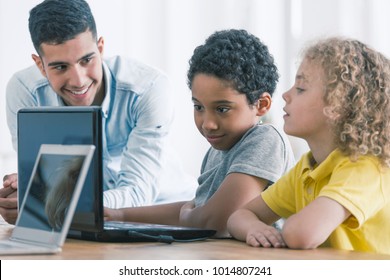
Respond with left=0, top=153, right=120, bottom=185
left=0, top=241, right=26, bottom=249
left=104, top=221, right=184, bottom=230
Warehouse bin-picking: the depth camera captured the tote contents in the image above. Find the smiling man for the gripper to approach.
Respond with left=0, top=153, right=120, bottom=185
left=0, top=0, right=196, bottom=224
left=32, top=31, right=105, bottom=107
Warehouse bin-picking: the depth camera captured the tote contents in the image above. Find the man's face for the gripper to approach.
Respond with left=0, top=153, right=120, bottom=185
left=32, top=31, right=105, bottom=106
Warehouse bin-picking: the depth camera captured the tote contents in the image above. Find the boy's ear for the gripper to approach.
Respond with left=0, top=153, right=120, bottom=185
left=32, top=54, right=47, bottom=78
left=256, top=92, right=272, bottom=116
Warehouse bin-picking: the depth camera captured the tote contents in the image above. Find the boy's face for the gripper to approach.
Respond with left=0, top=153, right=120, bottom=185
left=282, top=58, right=331, bottom=143
left=191, top=74, right=265, bottom=151
left=32, top=30, right=104, bottom=106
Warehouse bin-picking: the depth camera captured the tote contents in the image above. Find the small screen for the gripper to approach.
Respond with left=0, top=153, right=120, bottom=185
left=17, top=154, right=85, bottom=232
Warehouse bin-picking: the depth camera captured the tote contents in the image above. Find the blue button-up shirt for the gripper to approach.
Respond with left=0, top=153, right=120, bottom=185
left=6, top=56, right=196, bottom=208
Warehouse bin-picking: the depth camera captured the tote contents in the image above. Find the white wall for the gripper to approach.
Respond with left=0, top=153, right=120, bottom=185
left=1, top=0, right=390, bottom=179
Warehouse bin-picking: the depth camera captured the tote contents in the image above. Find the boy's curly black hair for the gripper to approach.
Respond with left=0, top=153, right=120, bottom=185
left=187, top=29, right=279, bottom=104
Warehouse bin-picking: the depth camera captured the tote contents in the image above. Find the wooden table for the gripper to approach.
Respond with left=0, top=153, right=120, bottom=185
left=1, top=223, right=389, bottom=260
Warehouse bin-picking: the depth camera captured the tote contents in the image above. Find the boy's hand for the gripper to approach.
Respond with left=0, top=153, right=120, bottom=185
left=104, top=207, right=124, bottom=221
left=246, top=223, right=286, bottom=248
left=179, top=200, right=195, bottom=222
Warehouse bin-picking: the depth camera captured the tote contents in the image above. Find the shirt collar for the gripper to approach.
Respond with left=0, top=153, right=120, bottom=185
left=300, top=149, right=344, bottom=182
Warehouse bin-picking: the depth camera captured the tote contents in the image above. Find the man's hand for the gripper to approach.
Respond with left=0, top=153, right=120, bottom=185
left=0, top=173, right=19, bottom=224
left=3, top=173, right=18, bottom=190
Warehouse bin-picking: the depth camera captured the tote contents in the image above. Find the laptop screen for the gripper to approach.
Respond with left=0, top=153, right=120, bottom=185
left=18, top=153, right=86, bottom=232
left=17, top=107, right=103, bottom=232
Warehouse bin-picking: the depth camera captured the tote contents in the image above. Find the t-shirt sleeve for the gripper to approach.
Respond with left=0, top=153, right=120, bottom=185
left=261, top=165, right=299, bottom=218
left=228, top=125, right=293, bottom=184
left=319, top=157, right=388, bottom=229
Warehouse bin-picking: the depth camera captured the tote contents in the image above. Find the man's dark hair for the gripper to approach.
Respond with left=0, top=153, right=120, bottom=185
left=29, top=0, right=97, bottom=54
left=187, top=29, right=279, bottom=104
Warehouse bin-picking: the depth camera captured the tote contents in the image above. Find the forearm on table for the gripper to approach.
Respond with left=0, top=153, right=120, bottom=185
left=227, top=208, right=263, bottom=241
left=180, top=203, right=230, bottom=237
left=119, top=201, right=187, bottom=226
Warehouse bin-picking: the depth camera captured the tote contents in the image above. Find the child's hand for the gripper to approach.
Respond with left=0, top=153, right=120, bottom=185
left=246, top=223, right=286, bottom=248
left=180, top=200, right=195, bottom=212
left=179, top=200, right=196, bottom=225
left=104, top=207, right=124, bottom=221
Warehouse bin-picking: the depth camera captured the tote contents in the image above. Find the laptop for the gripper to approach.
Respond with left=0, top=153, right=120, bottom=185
left=18, top=106, right=103, bottom=233
left=0, top=144, right=95, bottom=255
left=17, top=107, right=216, bottom=243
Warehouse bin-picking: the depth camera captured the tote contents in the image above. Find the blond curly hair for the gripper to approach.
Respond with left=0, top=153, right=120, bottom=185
left=302, top=37, right=390, bottom=168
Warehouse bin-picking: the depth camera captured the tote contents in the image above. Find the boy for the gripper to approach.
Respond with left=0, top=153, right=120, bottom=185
left=104, top=29, right=295, bottom=237
left=228, top=37, right=390, bottom=254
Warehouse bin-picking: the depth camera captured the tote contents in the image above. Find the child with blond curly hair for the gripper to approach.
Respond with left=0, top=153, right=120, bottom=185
left=228, top=37, right=390, bottom=254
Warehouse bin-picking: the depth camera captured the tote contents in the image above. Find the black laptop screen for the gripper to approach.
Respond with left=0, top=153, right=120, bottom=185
left=17, top=107, right=103, bottom=232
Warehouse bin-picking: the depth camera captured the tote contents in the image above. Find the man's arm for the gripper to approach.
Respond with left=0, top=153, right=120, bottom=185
left=6, top=68, right=44, bottom=150
left=103, top=73, right=175, bottom=208
left=4, top=69, right=45, bottom=223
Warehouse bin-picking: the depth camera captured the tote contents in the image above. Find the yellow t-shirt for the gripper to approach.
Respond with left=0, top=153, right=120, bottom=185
left=262, top=149, right=390, bottom=254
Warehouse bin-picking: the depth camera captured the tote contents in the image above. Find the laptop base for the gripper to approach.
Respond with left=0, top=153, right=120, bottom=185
left=68, top=221, right=216, bottom=243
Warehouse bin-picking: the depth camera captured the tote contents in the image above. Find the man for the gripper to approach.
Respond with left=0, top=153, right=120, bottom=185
left=0, top=0, right=195, bottom=224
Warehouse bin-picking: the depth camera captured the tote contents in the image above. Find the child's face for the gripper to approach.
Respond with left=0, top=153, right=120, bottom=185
left=191, top=74, right=261, bottom=151
left=282, top=59, right=332, bottom=143
left=32, top=30, right=105, bottom=106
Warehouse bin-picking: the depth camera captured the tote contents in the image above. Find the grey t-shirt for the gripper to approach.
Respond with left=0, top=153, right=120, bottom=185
left=195, top=124, right=295, bottom=207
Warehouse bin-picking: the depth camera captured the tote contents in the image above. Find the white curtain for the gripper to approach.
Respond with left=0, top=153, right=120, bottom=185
left=1, top=0, right=390, bottom=178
